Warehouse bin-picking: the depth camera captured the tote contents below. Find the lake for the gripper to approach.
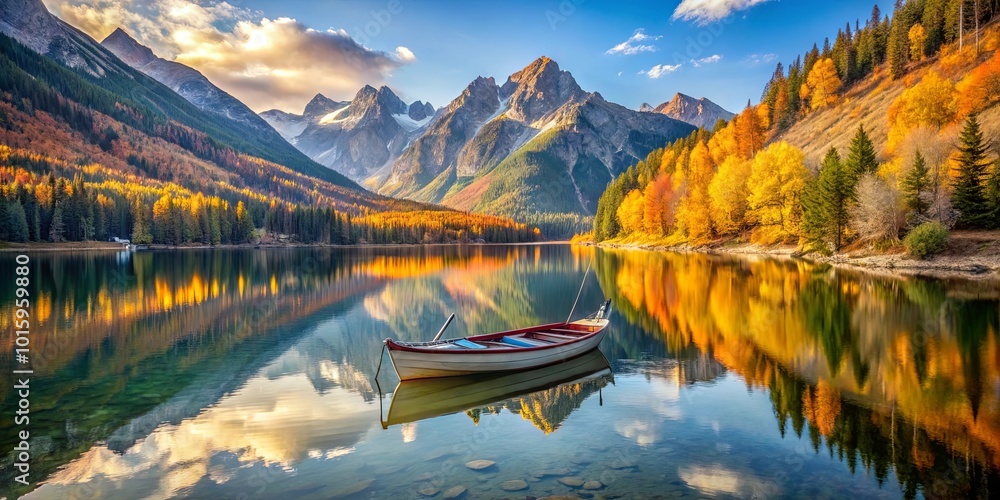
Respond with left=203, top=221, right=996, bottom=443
left=1, top=245, right=999, bottom=499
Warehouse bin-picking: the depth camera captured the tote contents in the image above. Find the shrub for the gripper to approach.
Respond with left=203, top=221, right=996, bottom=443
left=904, top=222, right=949, bottom=258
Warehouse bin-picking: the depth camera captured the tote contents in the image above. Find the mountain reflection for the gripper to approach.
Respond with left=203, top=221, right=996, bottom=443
left=0, top=245, right=597, bottom=498
left=596, top=248, right=1000, bottom=497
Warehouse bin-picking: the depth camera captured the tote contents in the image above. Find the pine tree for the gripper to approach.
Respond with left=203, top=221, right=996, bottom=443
left=7, top=202, right=29, bottom=242
left=49, top=203, right=65, bottom=242
left=801, top=176, right=828, bottom=252
left=952, top=113, right=991, bottom=228
left=818, top=147, right=851, bottom=250
left=985, top=158, right=1000, bottom=229
left=845, top=124, right=878, bottom=183
left=235, top=201, right=256, bottom=244
left=131, top=199, right=152, bottom=244
left=901, top=150, right=931, bottom=220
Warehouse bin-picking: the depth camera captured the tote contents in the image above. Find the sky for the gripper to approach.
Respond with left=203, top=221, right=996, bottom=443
left=44, top=0, right=889, bottom=114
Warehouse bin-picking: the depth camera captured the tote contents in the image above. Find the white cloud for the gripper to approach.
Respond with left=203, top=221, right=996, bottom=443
left=606, top=28, right=661, bottom=55
left=617, top=71, right=623, bottom=77
left=690, top=54, right=722, bottom=67
left=742, top=53, right=778, bottom=66
left=45, top=0, right=415, bottom=112
left=672, top=0, right=772, bottom=25
left=394, top=46, right=416, bottom=63
left=639, top=63, right=682, bottom=79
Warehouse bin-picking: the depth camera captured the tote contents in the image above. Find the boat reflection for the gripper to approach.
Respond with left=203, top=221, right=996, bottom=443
left=383, top=349, right=613, bottom=432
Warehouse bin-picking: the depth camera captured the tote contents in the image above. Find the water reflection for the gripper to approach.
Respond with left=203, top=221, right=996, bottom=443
left=596, top=248, right=1000, bottom=497
left=0, top=245, right=997, bottom=498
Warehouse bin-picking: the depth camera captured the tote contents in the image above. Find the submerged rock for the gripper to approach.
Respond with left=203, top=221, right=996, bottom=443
left=500, top=479, right=529, bottom=491
left=418, top=486, right=440, bottom=497
left=558, top=477, right=585, bottom=487
left=465, top=459, right=496, bottom=470
left=442, top=485, right=467, bottom=499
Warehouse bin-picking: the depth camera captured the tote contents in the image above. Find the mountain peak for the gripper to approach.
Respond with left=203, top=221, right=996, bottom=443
left=100, top=27, right=156, bottom=67
left=499, top=56, right=584, bottom=123
left=653, top=94, right=734, bottom=129
left=350, top=84, right=405, bottom=116
left=303, top=93, right=347, bottom=118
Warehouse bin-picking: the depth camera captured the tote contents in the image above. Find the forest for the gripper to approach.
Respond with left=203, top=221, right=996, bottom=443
left=593, top=0, right=1000, bottom=254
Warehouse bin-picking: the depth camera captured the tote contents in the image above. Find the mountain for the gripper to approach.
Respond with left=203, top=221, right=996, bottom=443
left=648, top=93, right=734, bottom=129
left=261, top=87, right=435, bottom=181
left=0, top=0, right=121, bottom=78
left=0, top=0, right=355, bottom=188
left=100, top=28, right=281, bottom=137
left=379, top=57, right=697, bottom=216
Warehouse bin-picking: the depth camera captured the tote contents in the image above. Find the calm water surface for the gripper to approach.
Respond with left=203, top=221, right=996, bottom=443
left=1, top=245, right=999, bottom=499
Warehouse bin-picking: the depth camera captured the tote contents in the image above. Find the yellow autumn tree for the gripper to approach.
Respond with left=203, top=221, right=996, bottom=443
left=746, top=141, right=808, bottom=244
left=886, top=70, right=958, bottom=153
left=707, top=120, right=739, bottom=164
left=643, top=173, right=675, bottom=236
left=734, top=106, right=766, bottom=159
left=909, top=23, right=926, bottom=62
left=675, top=142, right=715, bottom=241
left=708, top=156, right=752, bottom=235
left=616, top=189, right=646, bottom=235
left=801, top=58, right=842, bottom=110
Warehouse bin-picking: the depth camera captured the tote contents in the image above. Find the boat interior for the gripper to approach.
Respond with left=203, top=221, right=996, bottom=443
left=405, top=323, right=596, bottom=351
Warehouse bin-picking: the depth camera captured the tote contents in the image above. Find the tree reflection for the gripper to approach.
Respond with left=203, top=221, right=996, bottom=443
left=596, top=247, right=1000, bottom=498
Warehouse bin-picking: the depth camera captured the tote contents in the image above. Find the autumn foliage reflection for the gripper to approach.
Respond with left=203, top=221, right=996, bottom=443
left=596, top=248, right=1000, bottom=497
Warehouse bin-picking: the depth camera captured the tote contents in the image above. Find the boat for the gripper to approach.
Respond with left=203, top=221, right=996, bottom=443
left=383, top=299, right=612, bottom=381
left=383, top=349, right=613, bottom=429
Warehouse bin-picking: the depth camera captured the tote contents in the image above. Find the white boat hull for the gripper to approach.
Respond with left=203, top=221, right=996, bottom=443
left=387, top=329, right=607, bottom=381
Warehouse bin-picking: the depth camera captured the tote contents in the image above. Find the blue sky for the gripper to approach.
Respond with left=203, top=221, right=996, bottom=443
left=237, top=0, right=889, bottom=113
left=50, top=0, right=889, bottom=113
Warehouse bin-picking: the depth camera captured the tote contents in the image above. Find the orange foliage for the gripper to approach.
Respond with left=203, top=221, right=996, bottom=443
left=957, top=51, right=1000, bottom=115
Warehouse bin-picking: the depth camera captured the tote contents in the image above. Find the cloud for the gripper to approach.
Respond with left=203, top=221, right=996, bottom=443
left=742, top=53, right=777, bottom=66
left=606, top=28, right=661, bottom=55
left=617, top=71, right=623, bottom=77
left=639, top=63, right=682, bottom=79
left=671, top=0, right=772, bottom=24
left=690, top=54, right=722, bottom=67
left=45, top=0, right=414, bottom=112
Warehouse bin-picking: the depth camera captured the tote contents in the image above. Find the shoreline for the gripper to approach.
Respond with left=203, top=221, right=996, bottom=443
left=591, top=239, right=1000, bottom=281
left=0, top=240, right=572, bottom=253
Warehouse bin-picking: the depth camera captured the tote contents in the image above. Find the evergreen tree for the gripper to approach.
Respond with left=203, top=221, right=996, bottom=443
left=7, top=202, right=29, bottom=242
left=952, top=114, right=991, bottom=228
left=845, top=124, right=879, bottom=183
left=131, top=199, right=152, bottom=244
left=819, top=147, right=852, bottom=250
left=901, top=150, right=931, bottom=221
left=49, top=203, right=65, bottom=242
left=30, top=203, right=40, bottom=241
left=235, top=201, right=256, bottom=244
left=985, top=159, right=1000, bottom=229
left=801, top=177, right=829, bottom=252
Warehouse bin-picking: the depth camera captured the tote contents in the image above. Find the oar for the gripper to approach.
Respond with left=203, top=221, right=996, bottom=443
left=433, top=313, right=456, bottom=341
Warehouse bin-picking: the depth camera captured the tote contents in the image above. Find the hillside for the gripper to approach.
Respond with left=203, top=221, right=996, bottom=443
left=777, top=42, right=1000, bottom=166
left=592, top=1, right=1000, bottom=261
left=0, top=0, right=355, bottom=188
